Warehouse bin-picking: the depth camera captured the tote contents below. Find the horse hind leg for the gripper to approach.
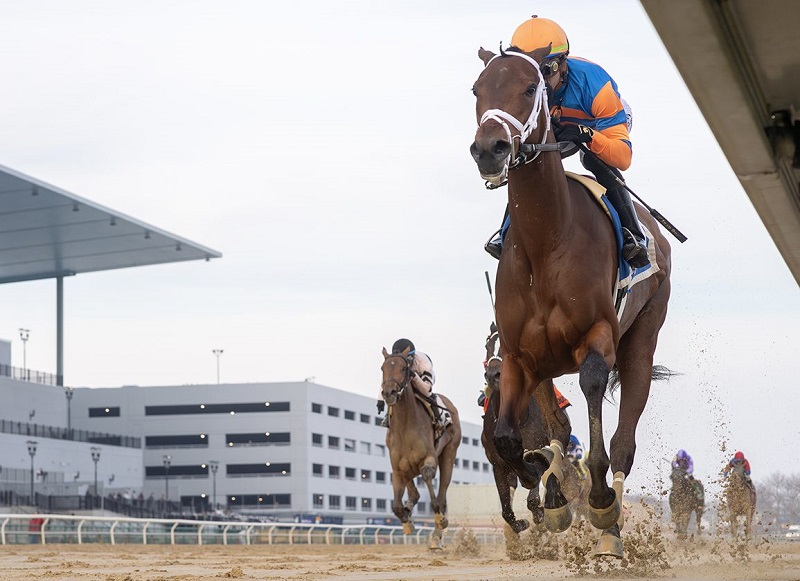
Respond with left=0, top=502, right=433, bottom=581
left=526, top=441, right=572, bottom=533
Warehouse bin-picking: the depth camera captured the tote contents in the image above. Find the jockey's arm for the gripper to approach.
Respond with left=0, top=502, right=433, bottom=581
left=589, top=81, right=632, bottom=171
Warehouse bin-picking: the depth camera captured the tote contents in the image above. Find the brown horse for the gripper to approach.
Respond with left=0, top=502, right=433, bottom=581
left=481, top=324, right=572, bottom=535
left=380, top=346, right=461, bottom=549
left=725, top=463, right=756, bottom=539
left=669, top=467, right=704, bottom=538
left=470, top=46, right=672, bottom=557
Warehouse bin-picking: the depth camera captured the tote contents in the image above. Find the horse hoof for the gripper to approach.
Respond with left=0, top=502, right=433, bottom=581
left=589, top=496, right=620, bottom=530
left=511, top=519, right=529, bottom=534
left=402, top=522, right=415, bottom=535
left=592, top=526, right=623, bottom=559
left=531, top=507, right=544, bottom=525
left=544, top=503, right=572, bottom=533
left=524, top=447, right=553, bottom=474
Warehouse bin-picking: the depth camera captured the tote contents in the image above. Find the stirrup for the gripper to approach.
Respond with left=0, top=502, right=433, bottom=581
left=380, top=416, right=389, bottom=428
left=620, top=228, right=649, bottom=268
left=484, top=230, right=502, bottom=260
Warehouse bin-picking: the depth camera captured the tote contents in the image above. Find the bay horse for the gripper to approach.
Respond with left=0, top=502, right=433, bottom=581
left=470, top=45, right=672, bottom=557
left=725, top=463, right=756, bottom=539
left=669, top=467, right=704, bottom=538
left=481, top=324, right=571, bottom=535
left=380, top=346, right=461, bottom=549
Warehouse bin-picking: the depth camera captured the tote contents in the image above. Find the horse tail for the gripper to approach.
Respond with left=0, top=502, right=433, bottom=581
left=606, top=364, right=679, bottom=396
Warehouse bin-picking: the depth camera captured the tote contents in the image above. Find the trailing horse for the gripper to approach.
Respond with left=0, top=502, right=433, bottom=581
left=380, top=346, right=461, bottom=549
left=725, top=463, right=756, bottom=539
left=481, top=324, right=572, bottom=535
left=669, top=467, right=704, bottom=538
left=470, top=45, right=673, bottom=558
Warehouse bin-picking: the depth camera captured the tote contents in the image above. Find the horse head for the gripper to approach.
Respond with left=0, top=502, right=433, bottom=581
left=470, top=44, right=553, bottom=185
left=380, top=346, right=412, bottom=406
left=483, top=324, right=502, bottom=391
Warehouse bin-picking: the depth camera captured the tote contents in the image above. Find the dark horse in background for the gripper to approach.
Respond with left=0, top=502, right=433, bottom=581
left=481, top=323, right=575, bottom=535
left=725, top=463, right=756, bottom=539
left=470, top=45, right=672, bottom=557
left=380, top=347, right=461, bottom=549
left=669, top=467, right=704, bottom=538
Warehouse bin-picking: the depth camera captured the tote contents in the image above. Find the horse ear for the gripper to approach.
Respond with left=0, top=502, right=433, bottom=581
left=528, top=43, right=553, bottom=64
left=402, top=346, right=412, bottom=357
left=382, top=347, right=389, bottom=358
left=478, top=47, right=495, bottom=66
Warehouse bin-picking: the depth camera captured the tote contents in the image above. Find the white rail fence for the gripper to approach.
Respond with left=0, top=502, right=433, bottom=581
left=3, top=514, right=504, bottom=546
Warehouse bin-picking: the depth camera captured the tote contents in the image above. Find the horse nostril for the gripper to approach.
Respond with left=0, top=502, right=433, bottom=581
left=493, top=140, right=511, bottom=157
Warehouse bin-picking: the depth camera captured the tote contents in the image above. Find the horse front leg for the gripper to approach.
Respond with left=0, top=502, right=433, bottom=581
left=391, top=473, right=414, bottom=534
left=494, top=355, right=538, bottom=484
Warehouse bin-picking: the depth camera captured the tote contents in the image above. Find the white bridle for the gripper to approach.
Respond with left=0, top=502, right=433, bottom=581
left=478, top=51, right=552, bottom=186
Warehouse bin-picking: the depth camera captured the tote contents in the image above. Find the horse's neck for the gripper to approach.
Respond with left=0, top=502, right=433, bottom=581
left=392, top=390, right=425, bottom=424
left=507, top=153, right=573, bottom=254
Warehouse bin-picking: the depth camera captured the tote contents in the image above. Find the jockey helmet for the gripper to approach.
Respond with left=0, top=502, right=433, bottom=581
left=391, top=338, right=415, bottom=355
left=734, top=451, right=745, bottom=461
left=511, top=16, right=569, bottom=58
left=569, top=434, right=581, bottom=448
left=676, top=449, right=689, bottom=459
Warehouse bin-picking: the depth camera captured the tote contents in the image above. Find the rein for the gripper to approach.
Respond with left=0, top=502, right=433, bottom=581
left=478, top=51, right=563, bottom=189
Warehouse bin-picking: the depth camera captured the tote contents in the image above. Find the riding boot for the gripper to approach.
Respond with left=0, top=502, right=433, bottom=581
left=604, top=185, right=650, bottom=269
left=380, top=415, right=389, bottom=428
left=484, top=205, right=510, bottom=260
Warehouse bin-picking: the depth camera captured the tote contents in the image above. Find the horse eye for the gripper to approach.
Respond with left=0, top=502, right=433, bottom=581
left=471, top=86, right=477, bottom=97
left=525, top=84, right=537, bottom=96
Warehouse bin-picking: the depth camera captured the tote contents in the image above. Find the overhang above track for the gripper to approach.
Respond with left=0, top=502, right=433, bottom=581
left=641, top=0, right=800, bottom=285
left=0, top=163, right=221, bottom=285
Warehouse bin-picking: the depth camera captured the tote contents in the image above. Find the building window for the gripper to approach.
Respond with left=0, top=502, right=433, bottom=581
left=145, top=464, right=209, bottom=478
left=225, top=432, right=290, bottom=447
left=344, top=438, right=355, bottom=452
left=226, top=463, right=291, bottom=476
left=312, top=433, right=323, bottom=447
left=313, top=494, right=324, bottom=509
left=362, top=498, right=372, bottom=511
left=360, top=470, right=371, bottom=482
left=375, top=444, right=386, bottom=457
left=145, top=401, right=289, bottom=416
left=328, top=406, right=339, bottom=417
left=312, top=403, right=322, bottom=413
left=328, top=436, right=340, bottom=449
left=145, top=434, right=208, bottom=448
left=360, top=441, right=371, bottom=455
left=346, top=496, right=357, bottom=511
left=473, top=461, right=480, bottom=471
left=329, top=495, right=340, bottom=509
left=454, top=459, right=459, bottom=468
left=312, top=463, right=323, bottom=477
left=374, top=417, right=382, bottom=426
left=328, top=465, right=340, bottom=479
left=376, top=471, right=386, bottom=483
left=461, top=436, right=469, bottom=445
left=344, top=410, right=355, bottom=421
left=418, top=502, right=427, bottom=514
left=89, top=406, right=120, bottom=418
left=345, top=467, right=356, bottom=480
left=377, top=498, right=386, bottom=511
left=360, top=413, right=370, bottom=424
left=483, top=462, right=490, bottom=472
left=226, top=493, right=290, bottom=508
left=472, top=438, right=479, bottom=446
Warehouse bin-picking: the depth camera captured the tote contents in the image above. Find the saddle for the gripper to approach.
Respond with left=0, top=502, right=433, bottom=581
left=412, top=391, right=451, bottom=442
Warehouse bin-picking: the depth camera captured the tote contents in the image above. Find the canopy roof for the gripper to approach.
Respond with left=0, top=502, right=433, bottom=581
left=641, top=0, right=800, bottom=285
left=0, top=163, right=221, bottom=285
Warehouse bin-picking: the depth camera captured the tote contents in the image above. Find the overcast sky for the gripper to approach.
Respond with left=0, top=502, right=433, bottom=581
left=1, top=0, right=798, bottom=499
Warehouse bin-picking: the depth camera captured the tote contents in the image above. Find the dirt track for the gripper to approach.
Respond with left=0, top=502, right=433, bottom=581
left=2, top=533, right=800, bottom=581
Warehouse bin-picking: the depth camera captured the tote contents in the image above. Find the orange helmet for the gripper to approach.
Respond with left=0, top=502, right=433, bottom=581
left=511, top=16, right=569, bottom=58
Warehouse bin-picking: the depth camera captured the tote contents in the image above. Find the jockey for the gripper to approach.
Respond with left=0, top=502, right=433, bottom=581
left=566, top=434, right=588, bottom=480
left=724, top=451, right=752, bottom=483
left=672, top=449, right=694, bottom=476
left=484, top=15, right=649, bottom=269
left=378, top=338, right=448, bottom=429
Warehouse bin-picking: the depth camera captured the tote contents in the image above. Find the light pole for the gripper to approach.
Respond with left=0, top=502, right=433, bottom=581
left=19, top=328, right=30, bottom=380
left=26, top=440, right=37, bottom=506
left=90, top=447, right=101, bottom=507
left=64, top=387, right=74, bottom=436
left=163, top=455, right=172, bottom=513
left=212, top=349, right=223, bottom=384
left=209, top=461, right=219, bottom=511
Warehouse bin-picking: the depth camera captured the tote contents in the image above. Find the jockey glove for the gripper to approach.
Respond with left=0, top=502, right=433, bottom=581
left=555, top=123, right=593, bottom=145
